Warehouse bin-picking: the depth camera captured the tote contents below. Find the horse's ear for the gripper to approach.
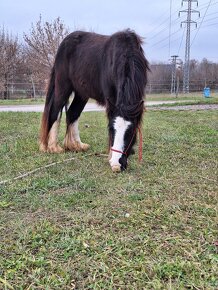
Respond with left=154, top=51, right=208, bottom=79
left=132, top=32, right=144, bottom=49
left=137, top=35, right=144, bottom=47
left=124, top=29, right=142, bottom=46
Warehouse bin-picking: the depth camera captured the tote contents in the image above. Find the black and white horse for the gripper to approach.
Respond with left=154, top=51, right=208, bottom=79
left=40, top=30, right=149, bottom=172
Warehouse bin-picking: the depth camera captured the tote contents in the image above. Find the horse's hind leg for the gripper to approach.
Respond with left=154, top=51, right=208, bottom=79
left=64, top=92, right=90, bottom=152
left=46, top=105, right=64, bottom=153
left=45, top=81, right=73, bottom=153
left=40, top=96, right=65, bottom=153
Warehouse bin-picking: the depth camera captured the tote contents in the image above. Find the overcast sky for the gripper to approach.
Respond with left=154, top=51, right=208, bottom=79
left=0, top=0, right=218, bottom=63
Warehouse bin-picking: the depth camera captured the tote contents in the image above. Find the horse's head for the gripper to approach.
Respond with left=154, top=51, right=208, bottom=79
left=105, top=30, right=149, bottom=172
left=108, top=114, right=141, bottom=172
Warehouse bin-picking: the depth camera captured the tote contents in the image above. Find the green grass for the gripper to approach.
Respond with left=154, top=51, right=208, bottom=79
left=148, top=99, right=218, bottom=108
left=0, top=110, right=217, bottom=289
left=146, top=92, right=218, bottom=104
left=0, top=98, right=45, bottom=106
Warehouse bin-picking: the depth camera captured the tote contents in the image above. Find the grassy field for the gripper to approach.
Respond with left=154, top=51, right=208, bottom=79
left=0, top=110, right=217, bottom=289
left=0, top=98, right=45, bottom=106
left=146, top=92, right=218, bottom=102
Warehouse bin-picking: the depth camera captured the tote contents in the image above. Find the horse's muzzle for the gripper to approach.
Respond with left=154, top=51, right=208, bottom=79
left=110, top=155, right=128, bottom=173
left=111, top=165, right=122, bottom=172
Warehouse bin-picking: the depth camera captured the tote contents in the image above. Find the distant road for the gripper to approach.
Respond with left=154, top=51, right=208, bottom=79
left=0, top=100, right=191, bottom=112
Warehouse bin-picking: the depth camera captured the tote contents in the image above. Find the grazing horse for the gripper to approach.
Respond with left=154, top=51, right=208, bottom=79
left=39, top=30, right=149, bottom=172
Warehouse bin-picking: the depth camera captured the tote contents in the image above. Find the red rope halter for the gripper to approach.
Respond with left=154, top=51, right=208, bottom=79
left=111, top=126, right=143, bottom=162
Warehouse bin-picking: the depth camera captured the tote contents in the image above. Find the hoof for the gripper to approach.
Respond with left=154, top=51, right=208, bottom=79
left=47, top=144, right=64, bottom=153
left=111, top=165, right=121, bottom=173
left=108, top=150, right=112, bottom=160
left=39, top=143, right=47, bottom=153
left=64, top=141, right=90, bottom=152
left=80, top=143, right=90, bottom=152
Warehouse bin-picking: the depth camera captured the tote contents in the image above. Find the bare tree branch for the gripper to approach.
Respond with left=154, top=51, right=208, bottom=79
left=23, top=16, right=69, bottom=82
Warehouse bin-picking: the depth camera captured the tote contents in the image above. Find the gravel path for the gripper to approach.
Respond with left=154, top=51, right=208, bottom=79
left=149, top=104, right=218, bottom=111
left=0, top=103, right=105, bottom=112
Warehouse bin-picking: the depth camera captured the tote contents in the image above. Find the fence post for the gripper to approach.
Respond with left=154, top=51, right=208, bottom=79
left=176, top=76, right=180, bottom=97
left=31, top=75, right=36, bottom=98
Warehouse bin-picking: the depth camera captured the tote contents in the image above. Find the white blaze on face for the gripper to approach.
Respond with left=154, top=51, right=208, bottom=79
left=109, top=116, right=131, bottom=169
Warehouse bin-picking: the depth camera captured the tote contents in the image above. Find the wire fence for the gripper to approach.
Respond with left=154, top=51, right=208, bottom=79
left=0, top=81, right=217, bottom=99
left=146, top=81, right=218, bottom=94
left=0, top=82, right=45, bottom=99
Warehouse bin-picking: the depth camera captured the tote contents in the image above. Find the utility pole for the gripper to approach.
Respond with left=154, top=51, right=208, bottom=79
left=170, top=55, right=182, bottom=96
left=170, top=55, right=179, bottom=95
left=179, top=0, right=200, bottom=93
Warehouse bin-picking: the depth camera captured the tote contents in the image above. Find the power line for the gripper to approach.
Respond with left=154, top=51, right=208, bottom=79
left=191, top=0, right=212, bottom=46
left=148, top=15, right=183, bottom=41
left=149, top=24, right=196, bottom=50
left=146, top=4, right=186, bottom=36
left=169, top=0, right=173, bottom=57
left=146, top=9, right=172, bottom=35
left=197, top=0, right=218, bottom=9
left=201, top=15, right=218, bottom=23
left=206, top=11, right=218, bottom=17
left=150, top=28, right=181, bottom=48
left=147, top=6, right=188, bottom=40
left=177, top=26, right=186, bottom=55
left=201, top=21, right=218, bottom=27
left=158, top=27, right=197, bottom=50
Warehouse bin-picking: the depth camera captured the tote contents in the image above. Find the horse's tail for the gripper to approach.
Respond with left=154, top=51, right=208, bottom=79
left=39, top=66, right=55, bottom=151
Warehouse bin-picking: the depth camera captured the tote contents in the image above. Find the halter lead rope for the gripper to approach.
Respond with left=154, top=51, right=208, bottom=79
left=111, top=126, right=143, bottom=162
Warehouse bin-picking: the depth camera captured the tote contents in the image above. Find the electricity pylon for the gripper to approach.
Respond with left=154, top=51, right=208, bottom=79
left=179, top=0, right=200, bottom=93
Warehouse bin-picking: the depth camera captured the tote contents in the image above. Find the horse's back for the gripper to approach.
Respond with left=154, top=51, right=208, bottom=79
left=53, top=30, right=148, bottom=104
left=54, top=31, right=108, bottom=101
left=56, top=31, right=107, bottom=61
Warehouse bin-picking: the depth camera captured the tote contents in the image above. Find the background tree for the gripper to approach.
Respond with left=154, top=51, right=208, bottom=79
left=0, top=27, right=21, bottom=98
left=24, top=16, right=69, bottom=83
left=148, top=62, right=172, bottom=93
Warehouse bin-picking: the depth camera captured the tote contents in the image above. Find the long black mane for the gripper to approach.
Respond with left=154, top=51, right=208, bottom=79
left=102, top=30, right=149, bottom=121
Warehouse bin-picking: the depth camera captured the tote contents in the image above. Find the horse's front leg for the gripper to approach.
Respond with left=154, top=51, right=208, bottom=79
left=64, top=93, right=90, bottom=152
left=64, top=120, right=90, bottom=152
